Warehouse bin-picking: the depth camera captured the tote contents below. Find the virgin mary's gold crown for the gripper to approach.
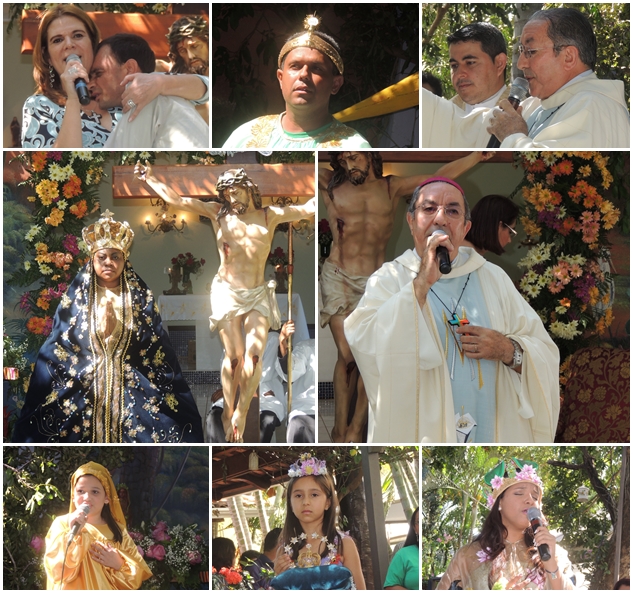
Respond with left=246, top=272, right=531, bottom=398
left=82, top=210, right=134, bottom=255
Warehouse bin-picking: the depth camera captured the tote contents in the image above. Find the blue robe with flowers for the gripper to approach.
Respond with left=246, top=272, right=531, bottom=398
left=13, top=260, right=203, bottom=443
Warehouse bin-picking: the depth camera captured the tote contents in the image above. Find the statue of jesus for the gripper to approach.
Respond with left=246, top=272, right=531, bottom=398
left=135, top=162, right=315, bottom=442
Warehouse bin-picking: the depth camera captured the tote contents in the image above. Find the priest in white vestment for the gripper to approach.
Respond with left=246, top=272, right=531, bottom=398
left=344, top=177, right=560, bottom=443
left=423, top=8, right=630, bottom=149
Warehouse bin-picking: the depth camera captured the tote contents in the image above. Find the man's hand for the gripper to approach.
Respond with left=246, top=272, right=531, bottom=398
left=279, top=320, right=295, bottom=356
left=455, top=326, right=514, bottom=363
left=121, top=73, right=164, bottom=122
left=413, top=232, right=454, bottom=305
left=487, top=99, right=528, bottom=142
left=134, top=160, right=153, bottom=182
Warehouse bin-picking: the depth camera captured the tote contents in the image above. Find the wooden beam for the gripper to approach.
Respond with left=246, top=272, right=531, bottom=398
left=21, top=10, right=208, bottom=59
left=113, top=163, right=315, bottom=199
left=317, top=151, right=514, bottom=163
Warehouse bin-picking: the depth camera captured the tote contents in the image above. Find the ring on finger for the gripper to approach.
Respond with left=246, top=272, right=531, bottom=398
left=127, top=99, right=136, bottom=109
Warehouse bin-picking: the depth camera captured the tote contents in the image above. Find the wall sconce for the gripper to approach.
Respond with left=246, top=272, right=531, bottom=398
left=145, top=197, right=186, bottom=234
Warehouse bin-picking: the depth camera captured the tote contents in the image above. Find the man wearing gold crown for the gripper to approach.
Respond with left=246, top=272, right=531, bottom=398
left=13, top=211, right=204, bottom=443
left=222, top=15, right=371, bottom=149
left=134, top=163, right=315, bottom=442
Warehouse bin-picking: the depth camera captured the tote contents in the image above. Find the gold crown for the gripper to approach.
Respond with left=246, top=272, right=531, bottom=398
left=82, top=210, right=134, bottom=256
left=278, top=14, right=344, bottom=74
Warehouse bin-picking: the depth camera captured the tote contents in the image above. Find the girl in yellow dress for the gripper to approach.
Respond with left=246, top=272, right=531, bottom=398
left=44, top=461, right=152, bottom=589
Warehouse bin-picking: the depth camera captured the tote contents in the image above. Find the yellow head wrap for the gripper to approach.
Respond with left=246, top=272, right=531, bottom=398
left=70, top=462, right=126, bottom=528
left=278, top=15, right=344, bottom=75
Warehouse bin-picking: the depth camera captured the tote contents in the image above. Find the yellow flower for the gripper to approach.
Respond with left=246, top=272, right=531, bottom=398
left=36, top=179, right=59, bottom=205
left=45, top=207, right=64, bottom=227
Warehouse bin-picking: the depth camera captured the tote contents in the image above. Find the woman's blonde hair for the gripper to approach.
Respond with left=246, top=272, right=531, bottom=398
left=32, top=4, right=100, bottom=105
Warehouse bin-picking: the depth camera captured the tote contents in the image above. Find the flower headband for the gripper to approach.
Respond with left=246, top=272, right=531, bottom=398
left=484, top=457, right=543, bottom=509
left=288, top=453, right=328, bottom=478
left=278, top=15, right=344, bottom=75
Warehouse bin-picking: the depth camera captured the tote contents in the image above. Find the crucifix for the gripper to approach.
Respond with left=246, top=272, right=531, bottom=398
left=113, top=162, right=314, bottom=443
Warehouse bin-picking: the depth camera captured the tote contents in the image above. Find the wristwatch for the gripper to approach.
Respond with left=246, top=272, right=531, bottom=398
left=505, top=338, right=523, bottom=370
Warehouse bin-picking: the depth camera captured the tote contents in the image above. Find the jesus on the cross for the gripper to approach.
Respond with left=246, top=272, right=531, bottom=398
left=134, top=162, right=315, bottom=442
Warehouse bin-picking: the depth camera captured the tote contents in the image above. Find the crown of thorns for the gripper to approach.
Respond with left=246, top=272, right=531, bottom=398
left=216, top=168, right=253, bottom=192
left=167, top=16, right=208, bottom=44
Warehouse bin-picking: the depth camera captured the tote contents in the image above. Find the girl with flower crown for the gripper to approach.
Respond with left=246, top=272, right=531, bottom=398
left=13, top=210, right=203, bottom=443
left=436, top=459, right=574, bottom=590
left=271, top=454, right=366, bottom=590
left=44, top=462, right=152, bottom=589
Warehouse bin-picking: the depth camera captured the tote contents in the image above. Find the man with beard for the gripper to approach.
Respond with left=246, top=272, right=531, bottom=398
left=135, top=163, right=315, bottom=442
left=319, top=151, right=492, bottom=442
left=166, top=16, right=209, bottom=124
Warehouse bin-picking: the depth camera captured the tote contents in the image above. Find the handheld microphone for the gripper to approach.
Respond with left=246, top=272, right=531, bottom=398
left=431, top=230, right=452, bottom=275
left=67, top=503, right=90, bottom=545
left=66, top=54, right=91, bottom=106
left=526, top=507, right=552, bottom=561
left=486, top=77, right=530, bottom=148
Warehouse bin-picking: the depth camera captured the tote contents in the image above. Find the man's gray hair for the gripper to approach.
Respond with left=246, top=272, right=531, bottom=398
left=408, top=183, right=471, bottom=221
left=528, top=8, right=597, bottom=70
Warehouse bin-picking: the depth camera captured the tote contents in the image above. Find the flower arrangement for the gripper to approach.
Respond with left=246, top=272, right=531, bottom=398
left=171, top=252, right=206, bottom=276
left=211, top=566, right=253, bottom=590
left=267, top=246, right=289, bottom=267
left=10, top=151, right=105, bottom=353
left=130, top=521, right=208, bottom=590
left=514, top=152, right=620, bottom=364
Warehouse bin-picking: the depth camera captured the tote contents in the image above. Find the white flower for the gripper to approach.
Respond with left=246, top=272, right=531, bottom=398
left=71, top=151, right=92, bottom=161
left=78, top=239, right=89, bottom=253
left=542, top=152, right=558, bottom=166
left=139, top=151, right=152, bottom=159
left=24, top=261, right=31, bottom=270
left=61, top=164, right=75, bottom=179
left=557, top=206, right=567, bottom=219
left=550, top=319, right=581, bottom=339
left=39, top=263, right=53, bottom=275
left=152, top=3, right=167, bottom=13
left=523, top=152, right=539, bottom=163
left=526, top=284, right=541, bottom=298
left=25, top=225, right=41, bottom=242
left=312, top=532, right=319, bottom=539
left=48, top=163, right=66, bottom=181
left=57, top=199, right=68, bottom=210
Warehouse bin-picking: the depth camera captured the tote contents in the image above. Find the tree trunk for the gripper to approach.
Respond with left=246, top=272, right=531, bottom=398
left=255, top=489, right=270, bottom=536
left=391, top=461, right=412, bottom=519
left=592, top=448, right=630, bottom=589
left=339, top=468, right=373, bottom=589
left=119, top=446, right=162, bottom=527
left=512, top=3, right=543, bottom=79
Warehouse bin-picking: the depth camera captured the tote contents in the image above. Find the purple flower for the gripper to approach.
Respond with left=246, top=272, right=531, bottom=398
left=476, top=549, right=491, bottom=563
left=147, top=544, right=166, bottom=561
left=187, top=550, right=202, bottom=565
left=62, top=234, right=80, bottom=256
left=19, top=293, right=31, bottom=312
left=491, top=476, right=504, bottom=489
left=47, top=151, right=63, bottom=161
left=137, top=545, right=145, bottom=557
left=30, top=535, right=44, bottom=553
left=486, top=494, right=495, bottom=509
left=152, top=521, right=171, bottom=542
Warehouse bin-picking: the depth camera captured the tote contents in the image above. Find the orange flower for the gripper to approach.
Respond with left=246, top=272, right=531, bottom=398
left=559, top=298, right=571, bottom=308
left=31, top=152, right=48, bottom=172
left=63, top=175, right=82, bottom=199
left=69, top=199, right=88, bottom=219
left=36, top=296, right=50, bottom=310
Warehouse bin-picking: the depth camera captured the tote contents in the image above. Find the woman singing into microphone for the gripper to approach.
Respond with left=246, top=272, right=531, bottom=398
left=44, top=462, right=151, bottom=589
left=436, top=458, right=575, bottom=590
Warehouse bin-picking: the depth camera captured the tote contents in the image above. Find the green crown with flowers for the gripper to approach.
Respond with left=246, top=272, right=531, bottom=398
left=288, top=453, right=328, bottom=478
left=484, top=457, right=542, bottom=509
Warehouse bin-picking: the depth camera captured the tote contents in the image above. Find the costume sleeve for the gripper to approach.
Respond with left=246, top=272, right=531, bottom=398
left=501, top=92, right=630, bottom=149
left=435, top=546, right=469, bottom=590
left=344, top=259, right=454, bottom=442
left=383, top=547, right=407, bottom=588
left=482, top=265, right=560, bottom=442
left=44, top=516, right=92, bottom=588
left=101, top=530, right=153, bottom=590
left=422, top=87, right=492, bottom=148
left=551, top=544, right=576, bottom=590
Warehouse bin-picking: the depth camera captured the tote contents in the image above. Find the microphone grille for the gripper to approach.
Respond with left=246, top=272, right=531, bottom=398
left=431, top=229, right=448, bottom=238
left=80, top=503, right=91, bottom=513
left=526, top=507, right=541, bottom=521
left=509, top=77, right=530, bottom=102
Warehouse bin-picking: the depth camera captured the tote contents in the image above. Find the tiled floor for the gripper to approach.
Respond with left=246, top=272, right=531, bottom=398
left=318, top=397, right=335, bottom=443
